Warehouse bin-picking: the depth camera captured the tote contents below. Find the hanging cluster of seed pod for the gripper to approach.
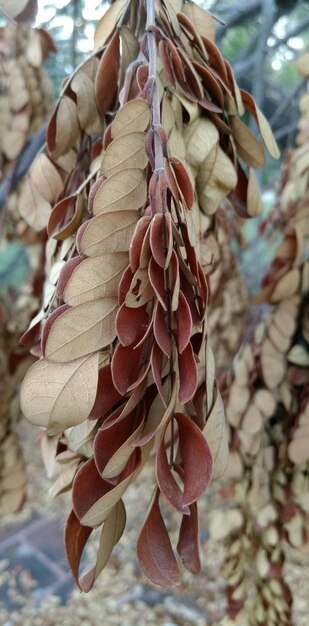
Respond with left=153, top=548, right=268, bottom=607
left=19, top=0, right=278, bottom=589
left=219, top=54, right=309, bottom=626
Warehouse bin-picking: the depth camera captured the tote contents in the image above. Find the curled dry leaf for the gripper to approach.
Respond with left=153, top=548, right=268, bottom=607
left=137, top=488, right=181, bottom=587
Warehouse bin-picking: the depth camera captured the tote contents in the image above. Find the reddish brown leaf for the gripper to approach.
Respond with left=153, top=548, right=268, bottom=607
left=176, top=412, right=213, bottom=506
left=150, top=341, right=166, bottom=404
left=156, top=425, right=190, bottom=513
left=148, top=258, right=166, bottom=310
left=150, top=212, right=173, bottom=270
left=95, top=31, right=120, bottom=114
left=136, top=488, right=180, bottom=587
left=57, top=255, right=85, bottom=297
left=94, top=408, right=139, bottom=475
left=72, top=457, right=109, bottom=521
left=116, top=303, right=149, bottom=346
left=111, top=341, right=150, bottom=395
left=174, top=291, right=193, bottom=354
left=48, top=194, right=83, bottom=240
left=90, top=365, right=122, bottom=420
left=153, top=301, right=172, bottom=358
left=177, top=501, right=201, bottom=574
left=169, top=157, right=194, bottom=209
left=129, top=216, right=152, bottom=273
left=64, top=509, right=92, bottom=589
left=178, top=343, right=197, bottom=404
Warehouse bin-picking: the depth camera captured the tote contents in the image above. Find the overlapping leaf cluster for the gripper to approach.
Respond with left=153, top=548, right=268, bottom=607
left=19, top=0, right=278, bottom=588
left=219, top=54, right=309, bottom=626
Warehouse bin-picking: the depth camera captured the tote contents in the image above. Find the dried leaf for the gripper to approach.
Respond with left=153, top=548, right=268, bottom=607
left=177, top=501, right=201, bottom=574
left=203, top=388, right=228, bottom=479
left=197, top=144, right=237, bottom=215
left=0, top=0, right=37, bottom=22
left=136, top=488, right=180, bottom=587
left=20, top=353, right=99, bottom=434
left=101, top=132, right=148, bottom=177
left=92, top=169, right=147, bottom=216
left=62, top=253, right=128, bottom=305
left=94, top=0, right=127, bottom=49
left=111, top=98, right=150, bottom=138
left=95, top=30, right=120, bottom=114
left=230, top=115, right=265, bottom=168
left=44, top=298, right=118, bottom=362
left=241, top=90, right=280, bottom=160
left=177, top=412, right=213, bottom=506
left=78, top=210, right=138, bottom=256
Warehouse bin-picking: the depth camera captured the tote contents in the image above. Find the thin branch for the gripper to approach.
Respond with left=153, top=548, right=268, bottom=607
left=274, top=119, right=298, bottom=141
left=250, top=0, right=276, bottom=111
left=269, top=78, right=306, bottom=127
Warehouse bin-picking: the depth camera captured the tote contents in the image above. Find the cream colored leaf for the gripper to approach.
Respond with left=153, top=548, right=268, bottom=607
left=125, top=268, right=154, bottom=307
left=63, top=253, right=128, bottom=305
left=242, top=405, right=263, bottom=435
left=20, top=353, right=99, bottom=435
left=197, top=144, right=237, bottom=215
left=53, top=96, right=80, bottom=158
left=49, top=457, right=80, bottom=498
left=287, top=345, right=309, bottom=367
left=288, top=436, right=309, bottom=464
left=45, top=298, right=118, bottom=362
left=92, top=169, right=147, bottom=216
left=0, top=0, right=37, bottom=21
left=111, top=99, right=150, bottom=138
left=2, top=130, right=26, bottom=160
left=71, top=71, right=101, bottom=134
left=30, top=153, right=63, bottom=204
left=120, top=26, right=139, bottom=85
left=270, top=268, right=300, bottom=303
left=253, top=389, right=276, bottom=418
left=203, top=390, right=228, bottom=479
left=66, top=420, right=97, bottom=455
left=247, top=168, right=263, bottom=216
left=80, top=210, right=138, bottom=256
left=184, top=118, right=219, bottom=169
left=209, top=509, right=243, bottom=540
left=101, top=132, right=148, bottom=177
left=91, top=500, right=126, bottom=584
left=80, top=473, right=132, bottom=528
left=294, top=215, right=309, bottom=266
left=260, top=339, right=285, bottom=389
left=18, top=176, right=51, bottom=231
left=25, top=30, right=42, bottom=67
left=182, top=3, right=215, bottom=42
left=230, top=116, right=265, bottom=168
left=94, top=0, right=127, bottom=50
left=254, top=106, right=280, bottom=160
